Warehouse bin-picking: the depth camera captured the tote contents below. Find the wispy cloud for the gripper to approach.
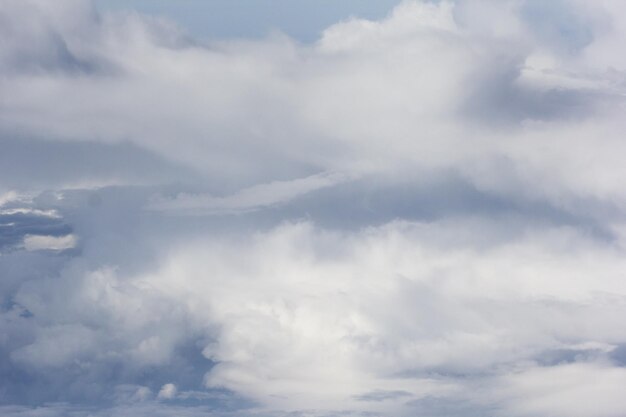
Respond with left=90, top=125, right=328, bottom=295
left=149, top=171, right=352, bottom=214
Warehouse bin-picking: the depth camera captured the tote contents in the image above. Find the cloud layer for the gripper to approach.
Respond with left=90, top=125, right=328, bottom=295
left=2, top=0, right=626, bottom=416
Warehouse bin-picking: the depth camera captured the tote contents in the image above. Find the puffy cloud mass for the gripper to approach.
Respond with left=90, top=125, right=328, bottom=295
left=2, top=0, right=626, bottom=416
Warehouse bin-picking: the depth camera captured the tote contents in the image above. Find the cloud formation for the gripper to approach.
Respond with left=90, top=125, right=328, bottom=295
left=2, top=0, right=626, bottom=416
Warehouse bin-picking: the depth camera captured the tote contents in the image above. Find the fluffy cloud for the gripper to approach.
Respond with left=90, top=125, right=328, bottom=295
left=121, top=219, right=626, bottom=413
left=2, top=0, right=626, bottom=416
left=2, top=0, right=625, bottom=196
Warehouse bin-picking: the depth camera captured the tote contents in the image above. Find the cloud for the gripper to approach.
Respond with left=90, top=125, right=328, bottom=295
left=1, top=0, right=624, bottom=198
left=0, top=136, right=200, bottom=191
left=149, top=171, right=352, bottom=215
left=354, top=390, right=413, bottom=402
left=2, top=0, right=626, bottom=416
left=496, top=362, right=626, bottom=417
left=22, top=234, right=77, bottom=251
left=0, top=204, right=72, bottom=252
left=157, top=383, right=178, bottom=400
left=132, top=219, right=626, bottom=414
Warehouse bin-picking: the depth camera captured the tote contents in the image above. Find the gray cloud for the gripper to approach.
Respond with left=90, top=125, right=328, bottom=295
left=0, top=135, right=201, bottom=191
left=354, top=390, right=413, bottom=402
left=2, top=0, right=626, bottom=416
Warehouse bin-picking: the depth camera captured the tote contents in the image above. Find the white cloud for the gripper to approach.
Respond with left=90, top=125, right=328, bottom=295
left=496, top=362, right=626, bottom=417
left=149, top=171, right=351, bottom=214
left=0, top=208, right=60, bottom=218
left=0, top=191, right=20, bottom=207
left=22, top=234, right=77, bottom=251
left=107, top=219, right=626, bottom=413
left=157, top=383, right=177, bottom=400
left=0, top=0, right=623, bottom=200
left=2, top=0, right=626, bottom=416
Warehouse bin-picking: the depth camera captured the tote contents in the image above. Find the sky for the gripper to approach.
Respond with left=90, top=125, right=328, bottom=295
left=94, top=0, right=401, bottom=41
left=2, top=0, right=626, bottom=416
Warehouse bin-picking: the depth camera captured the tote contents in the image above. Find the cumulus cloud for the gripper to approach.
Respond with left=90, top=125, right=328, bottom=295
left=157, top=383, right=177, bottom=400
left=2, top=0, right=626, bottom=416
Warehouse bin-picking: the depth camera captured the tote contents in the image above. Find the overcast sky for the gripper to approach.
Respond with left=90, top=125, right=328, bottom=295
left=2, top=1, right=626, bottom=416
